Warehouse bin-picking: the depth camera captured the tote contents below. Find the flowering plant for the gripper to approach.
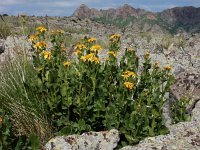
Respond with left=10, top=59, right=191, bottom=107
left=30, top=29, right=174, bottom=146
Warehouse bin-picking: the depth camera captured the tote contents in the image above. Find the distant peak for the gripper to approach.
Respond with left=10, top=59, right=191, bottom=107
left=122, top=4, right=133, bottom=8
left=79, top=4, right=89, bottom=9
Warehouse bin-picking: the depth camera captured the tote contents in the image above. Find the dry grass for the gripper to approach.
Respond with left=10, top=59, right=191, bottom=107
left=0, top=57, right=53, bottom=145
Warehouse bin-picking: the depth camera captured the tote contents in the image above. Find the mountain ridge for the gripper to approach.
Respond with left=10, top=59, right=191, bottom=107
left=72, top=4, right=200, bottom=33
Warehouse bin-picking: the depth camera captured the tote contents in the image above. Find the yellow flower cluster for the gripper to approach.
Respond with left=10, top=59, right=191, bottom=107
left=144, top=51, right=150, bottom=58
left=80, top=53, right=100, bottom=64
left=63, top=61, right=71, bottom=67
left=74, top=50, right=82, bottom=56
left=90, top=44, right=102, bottom=52
left=164, top=65, right=172, bottom=71
left=34, top=41, right=48, bottom=50
left=42, top=51, right=51, bottom=60
left=88, top=37, right=96, bottom=43
left=122, top=71, right=136, bottom=80
left=110, top=34, right=120, bottom=40
left=109, top=34, right=121, bottom=42
left=29, top=35, right=38, bottom=42
left=108, top=51, right=117, bottom=57
left=124, top=82, right=134, bottom=90
left=36, top=26, right=47, bottom=33
left=75, top=44, right=86, bottom=51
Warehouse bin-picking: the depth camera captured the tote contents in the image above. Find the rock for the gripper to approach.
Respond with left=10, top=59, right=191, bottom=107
left=45, top=129, right=119, bottom=150
left=191, top=100, right=200, bottom=122
left=160, top=6, right=200, bottom=25
left=0, top=39, right=5, bottom=54
left=170, top=72, right=200, bottom=104
left=120, top=121, right=200, bottom=150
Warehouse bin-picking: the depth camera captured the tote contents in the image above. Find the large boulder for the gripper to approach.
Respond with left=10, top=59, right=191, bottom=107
left=45, top=129, right=119, bottom=150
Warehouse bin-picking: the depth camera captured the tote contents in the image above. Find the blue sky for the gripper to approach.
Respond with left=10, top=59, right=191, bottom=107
left=0, top=0, right=200, bottom=16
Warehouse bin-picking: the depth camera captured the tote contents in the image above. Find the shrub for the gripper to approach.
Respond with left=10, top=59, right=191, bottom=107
left=29, top=27, right=174, bottom=146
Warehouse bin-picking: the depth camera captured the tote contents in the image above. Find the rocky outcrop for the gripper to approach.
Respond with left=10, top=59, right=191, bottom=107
left=73, top=4, right=103, bottom=19
left=160, top=6, right=200, bottom=25
left=72, top=4, right=154, bottom=19
left=170, top=72, right=200, bottom=101
left=45, top=129, right=119, bottom=150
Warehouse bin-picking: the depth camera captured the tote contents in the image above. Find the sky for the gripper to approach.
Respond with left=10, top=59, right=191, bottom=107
left=0, top=0, right=200, bottom=16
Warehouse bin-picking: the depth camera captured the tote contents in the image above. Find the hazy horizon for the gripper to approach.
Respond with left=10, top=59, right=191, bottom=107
left=0, top=0, right=200, bottom=16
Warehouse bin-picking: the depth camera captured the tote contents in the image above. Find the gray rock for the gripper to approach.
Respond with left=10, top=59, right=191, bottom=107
left=45, top=129, right=119, bottom=150
left=191, top=100, right=200, bottom=122
left=0, top=39, right=5, bottom=54
left=170, top=72, right=200, bottom=104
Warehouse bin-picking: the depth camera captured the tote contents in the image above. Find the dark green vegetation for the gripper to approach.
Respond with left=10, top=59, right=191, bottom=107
left=171, top=97, right=191, bottom=124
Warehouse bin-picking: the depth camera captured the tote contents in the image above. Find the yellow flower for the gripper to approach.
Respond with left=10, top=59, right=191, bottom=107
left=0, top=116, right=3, bottom=125
left=122, top=71, right=136, bottom=80
left=42, top=51, right=51, bottom=60
left=127, top=48, right=134, bottom=52
left=61, top=43, right=66, bottom=51
left=108, top=51, right=117, bottom=57
left=110, top=34, right=121, bottom=40
left=80, top=53, right=99, bottom=63
left=92, top=56, right=100, bottom=64
left=74, top=50, right=83, bottom=55
left=75, top=44, right=86, bottom=51
left=154, top=61, right=159, bottom=68
left=34, top=41, right=48, bottom=50
left=88, top=37, right=96, bottom=43
left=164, top=65, right=172, bottom=71
left=124, top=82, right=134, bottom=90
left=109, top=34, right=121, bottom=43
left=29, top=35, right=37, bottom=42
left=90, top=44, right=102, bottom=52
left=63, top=61, right=71, bottom=67
left=36, top=26, right=47, bottom=33
left=144, top=52, right=150, bottom=58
